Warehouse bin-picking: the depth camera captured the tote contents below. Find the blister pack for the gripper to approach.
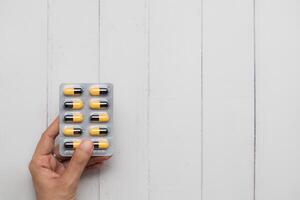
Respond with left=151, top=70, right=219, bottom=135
left=58, top=83, right=113, bottom=157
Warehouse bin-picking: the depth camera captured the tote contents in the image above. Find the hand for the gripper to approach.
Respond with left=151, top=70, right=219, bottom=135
left=29, top=117, right=110, bottom=200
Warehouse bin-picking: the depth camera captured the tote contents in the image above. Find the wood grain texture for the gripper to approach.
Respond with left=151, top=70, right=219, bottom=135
left=2, top=0, right=300, bottom=199
left=47, top=0, right=100, bottom=199
left=0, top=0, right=47, bottom=199
left=148, top=0, right=202, bottom=199
left=202, top=0, right=255, bottom=199
left=255, top=0, right=300, bottom=199
left=98, top=0, right=149, bottom=199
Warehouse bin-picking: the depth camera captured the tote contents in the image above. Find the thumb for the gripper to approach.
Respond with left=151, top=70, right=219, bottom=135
left=62, top=140, right=93, bottom=184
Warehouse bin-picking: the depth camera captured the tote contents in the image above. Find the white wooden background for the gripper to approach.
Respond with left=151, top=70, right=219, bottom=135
left=0, top=0, right=299, bottom=199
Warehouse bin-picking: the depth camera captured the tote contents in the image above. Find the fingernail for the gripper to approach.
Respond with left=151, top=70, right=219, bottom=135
left=80, top=140, right=93, bottom=153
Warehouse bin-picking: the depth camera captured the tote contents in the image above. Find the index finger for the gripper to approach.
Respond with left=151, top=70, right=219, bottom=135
left=33, top=117, right=59, bottom=156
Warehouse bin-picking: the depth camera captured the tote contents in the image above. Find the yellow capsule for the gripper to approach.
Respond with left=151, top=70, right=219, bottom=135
left=90, top=113, right=110, bottom=122
left=64, top=141, right=81, bottom=150
left=89, top=100, right=109, bottom=110
left=63, top=127, right=83, bottom=136
left=89, top=126, right=109, bottom=136
left=89, top=86, right=109, bottom=96
left=93, top=139, right=109, bottom=150
left=64, top=113, right=84, bottom=123
left=64, top=99, right=84, bottom=110
left=63, top=87, right=83, bottom=96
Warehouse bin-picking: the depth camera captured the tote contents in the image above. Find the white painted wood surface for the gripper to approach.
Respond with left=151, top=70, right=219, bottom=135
left=256, top=0, right=300, bottom=199
left=0, top=0, right=47, bottom=199
left=202, top=0, right=255, bottom=199
left=99, top=0, right=149, bottom=199
left=0, top=0, right=300, bottom=199
left=149, top=0, right=202, bottom=199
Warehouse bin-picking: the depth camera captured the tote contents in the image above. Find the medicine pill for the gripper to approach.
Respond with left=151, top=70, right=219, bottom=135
left=89, top=100, right=109, bottom=109
left=64, top=99, right=84, bottom=110
left=89, top=126, right=109, bottom=136
left=64, top=127, right=83, bottom=136
left=93, top=139, right=109, bottom=150
left=90, top=113, right=110, bottom=122
left=64, top=141, right=81, bottom=150
left=63, top=87, right=83, bottom=96
left=64, top=113, right=83, bottom=123
left=89, top=86, right=109, bottom=96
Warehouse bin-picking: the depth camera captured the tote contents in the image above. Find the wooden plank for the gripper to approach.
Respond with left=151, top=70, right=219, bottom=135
left=98, top=0, right=149, bottom=199
left=148, top=0, right=202, bottom=199
left=0, top=0, right=47, bottom=199
left=47, top=0, right=100, bottom=199
left=202, top=0, right=255, bottom=199
left=255, top=0, right=300, bottom=199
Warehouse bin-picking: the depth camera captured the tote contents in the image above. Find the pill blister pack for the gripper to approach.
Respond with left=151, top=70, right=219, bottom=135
left=58, top=83, right=113, bottom=157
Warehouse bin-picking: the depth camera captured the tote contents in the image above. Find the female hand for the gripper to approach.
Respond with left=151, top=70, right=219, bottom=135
left=29, top=118, right=109, bottom=200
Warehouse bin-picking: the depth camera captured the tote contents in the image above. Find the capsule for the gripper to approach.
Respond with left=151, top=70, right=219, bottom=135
left=89, top=126, right=109, bottom=136
left=63, top=87, right=83, bottom=96
left=89, top=86, right=109, bottom=96
left=64, top=113, right=83, bottom=123
left=64, top=99, right=84, bottom=110
left=90, top=113, right=110, bottom=122
left=63, top=127, right=83, bottom=136
left=64, top=141, right=81, bottom=150
left=93, top=139, right=109, bottom=150
left=89, top=100, right=109, bottom=109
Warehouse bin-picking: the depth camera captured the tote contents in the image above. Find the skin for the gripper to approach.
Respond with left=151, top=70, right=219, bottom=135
left=29, top=118, right=110, bottom=200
